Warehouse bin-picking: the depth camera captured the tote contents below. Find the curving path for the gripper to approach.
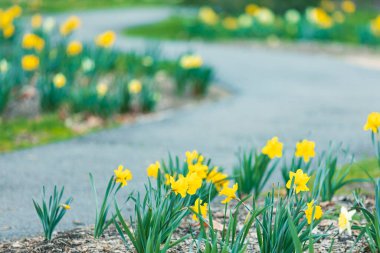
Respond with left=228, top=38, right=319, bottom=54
left=1, top=7, right=380, bottom=240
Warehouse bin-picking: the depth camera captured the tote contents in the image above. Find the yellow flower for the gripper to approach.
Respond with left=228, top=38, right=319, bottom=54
left=190, top=198, right=207, bottom=221
left=22, top=55, right=39, bottom=71
left=295, top=139, right=316, bottom=163
left=304, top=200, right=323, bottom=224
left=0, top=10, right=13, bottom=28
left=164, top=173, right=172, bottom=185
left=338, top=206, right=356, bottom=235
left=341, top=0, right=355, bottom=14
left=31, top=14, right=43, bottom=28
left=332, top=11, right=345, bottom=24
left=22, top=33, right=45, bottom=52
left=8, top=5, right=22, bottom=18
left=147, top=161, right=160, bottom=178
left=198, top=7, right=219, bottom=26
left=61, top=204, right=71, bottom=210
left=286, top=169, right=310, bottom=194
left=245, top=4, right=260, bottom=16
left=363, top=112, right=380, bottom=133
left=307, top=7, right=334, bottom=29
left=180, top=55, right=203, bottom=69
left=262, top=136, right=283, bottom=159
left=66, top=41, right=82, bottom=56
left=2, top=24, right=14, bottom=38
left=206, top=167, right=229, bottom=190
left=114, top=165, right=133, bottom=187
left=186, top=172, right=203, bottom=195
left=170, top=174, right=188, bottom=198
left=219, top=183, right=238, bottom=204
left=53, top=73, right=66, bottom=88
left=95, top=30, right=116, bottom=48
left=96, top=83, right=108, bottom=97
left=128, top=79, right=142, bottom=94
left=185, top=150, right=200, bottom=164
left=222, top=17, right=238, bottom=30
left=370, top=16, right=380, bottom=37
left=60, top=16, right=80, bottom=36
left=255, top=8, right=275, bottom=26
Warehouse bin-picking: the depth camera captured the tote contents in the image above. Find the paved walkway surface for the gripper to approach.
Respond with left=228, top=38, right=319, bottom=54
left=1, top=7, right=380, bottom=240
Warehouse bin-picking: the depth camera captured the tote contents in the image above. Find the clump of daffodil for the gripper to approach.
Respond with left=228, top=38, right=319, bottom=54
left=60, top=16, right=80, bottom=36
left=95, top=30, right=116, bottom=48
left=370, top=16, right=380, bottom=37
left=186, top=172, right=203, bottom=195
left=147, top=161, right=160, bottom=178
left=219, top=183, right=238, bottom=204
left=114, top=165, right=132, bottom=187
left=198, top=6, right=219, bottom=26
left=53, top=73, right=66, bottom=89
left=22, top=33, right=45, bottom=52
left=66, top=41, right=83, bottom=56
left=262, top=136, right=283, bottom=159
left=22, top=55, right=39, bottom=71
left=2, top=24, right=15, bottom=38
left=222, top=17, right=238, bottom=30
left=31, top=14, right=43, bottom=29
left=363, top=112, right=380, bottom=133
left=190, top=198, right=207, bottom=221
left=341, top=0, right=356, bottom=14
left=307, top=7, right=334, bottom=29
left=304, top=200, right=323, bottom=224
left=128, top=79, right=142, bottom=94
left=170, top=174, right=188, bottom=198
left=180, top=54, right=203, bottom=69
left=338, top=206, right=356, bottom=235
left=295, top=139, right=316, bottom=163
left=286, top=169, right=310, bottom=193
left=96, top=83, right=108, bottom=97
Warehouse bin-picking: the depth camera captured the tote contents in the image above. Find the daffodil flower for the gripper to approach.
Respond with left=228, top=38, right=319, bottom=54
left=338, top=206, right=356, bottom=235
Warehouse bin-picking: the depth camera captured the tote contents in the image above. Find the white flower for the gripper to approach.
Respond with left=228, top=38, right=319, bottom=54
left=285, top=9, right=301, bottom=24
left=43, top=17, right=56, bottom=33
left=0, top=59, right=8, bottom=73
left=238, top=14, right=253, bottom=28
left=255, top=8, right=275, bottom=26
left=338, top=206, right=356, bottom=235
left=81, top=58, right=95, bottom=72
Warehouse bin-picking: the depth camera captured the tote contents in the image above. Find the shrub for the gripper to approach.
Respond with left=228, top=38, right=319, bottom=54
left=32, top=186, right=72, bottom=241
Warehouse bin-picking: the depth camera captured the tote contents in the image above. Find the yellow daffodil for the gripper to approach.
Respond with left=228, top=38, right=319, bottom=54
left=307, top=7, right=334, bottom=29
left=338, top=206, right=356, bottom=235
left=198, top=7, right=219, bottom=26
left=245, top=4, right=260, bottom=16
left=66, top=41, right=82, bottom=56
left=219, top=183, right=238, bottom=204
left=286, top=169, right=310, bottom=194
left=114, top=165, right=133, bottom=187
left=295, top=139, right=316, bottom=163
left=305, top=200, right=323, bottom=224
left=22, top=33, right=45, bottom=52
left=128, top=79, right=142, bottom=94
left=370, top=16, right=380, bottom=37
left=147, top=161, right=160, bottom=178
left=363, top=112, right=380, bottom=133
left=262, top=136, right=283, bottom=159
left=96, top=83, right=108, bottom=97
left=222, top=17, right=238, bottom=30
left=165, top=173, right=172, bottom=185
left=190, top=198, right=207, bottom=221
left=180, top=55, right=203, bottom=69
left=8, top=5, right=22, bottom=18
left=60, top=16, right=80, bottom=36
left=53, top=73, right=66, bottom=89
left=206, top=167, right=229, bottom=190
left=341, top=0, right=355, bottom=14
left=332, top=11, right=345, bottom=24
left=31, top=14, right=42, bottom=28
left=186, top=150, right=200, bottom=164
left=2, top=24, right=14, bottom=38
left=95, top=30, right=116, bottom=48
left=188, top=162, right=208, bottom=179
left=170, top=174, right=188, bottom=198
left=61, top=204, right=71, bottom=210
left=186, top=172, right=203, bottom=195
left=22, top=55, right=39, bottom=71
